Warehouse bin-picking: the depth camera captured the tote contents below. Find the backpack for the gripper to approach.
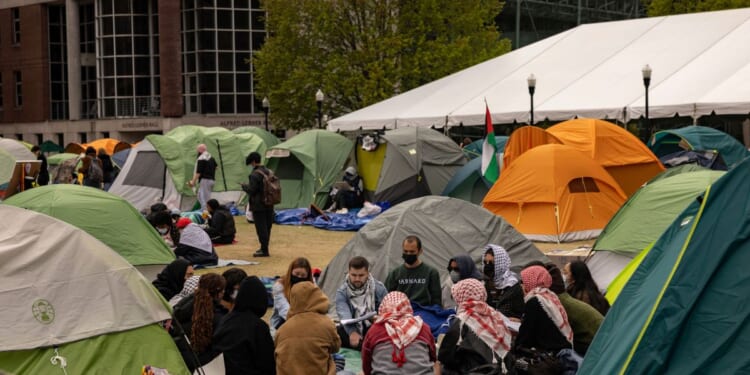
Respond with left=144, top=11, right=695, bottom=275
left=254, top=168, right=281, bottom=206
left=88, top=157, right=104, bottom=182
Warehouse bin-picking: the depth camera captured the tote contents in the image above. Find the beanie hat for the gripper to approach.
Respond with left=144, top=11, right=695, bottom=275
left=176, top=217, right=193, bottom=229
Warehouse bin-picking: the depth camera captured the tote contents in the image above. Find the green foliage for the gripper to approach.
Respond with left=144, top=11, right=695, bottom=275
left=255, top=0, right=511, bottom=130
left=645, top=0, right=750, bottom=16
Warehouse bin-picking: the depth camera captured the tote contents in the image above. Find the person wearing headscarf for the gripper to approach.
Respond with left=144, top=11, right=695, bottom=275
left=361, top=291, right=436, bottom=375
left=152, top=258, right=193, bottom=301
left=220, top=268, right=247, bottom=311
left=483, top=244, right=525, bottom=319
left=545, top=263, right=603, bottom=356
left=439, top=279, right=513, bottom=374
left=275, top=282, right=340, bottom=375
left=213, top=276, right=276, bottom=375
left=169, top=275, right=200, bottom=307
left=335, top=256, right=388, bottom=349
left=515, top=266, right=573, bottom=354
left=173, top=273, right=228, bottom=372
left=174, top=218, right=219, bottom=266
left=447, top=254, right=483, bottom=284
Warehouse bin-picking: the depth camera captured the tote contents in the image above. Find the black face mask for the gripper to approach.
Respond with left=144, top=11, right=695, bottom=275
left=483, top=262, right=495, bottom=278
left=402, top=253, right=418, bottom=266
left=290, top=275, right=306, bottom=286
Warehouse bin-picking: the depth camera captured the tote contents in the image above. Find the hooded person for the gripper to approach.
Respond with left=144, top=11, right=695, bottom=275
left=361, top=291, right=436, bottom=375
left=515, top=266, right=573, bottom=354
left=483, top=244, right=525, bottom=319
left=152, top=258, right=193, bottom=301
left=175, top=218, right=219, bottom=266
left=213, top=276, right=276, bottom=375
left=447, top=254, right=483, bottom=283
left=275, top=281, right=341, bottom=375
left=169, top=275, right=200, bottom=307
left=439, top=279, right=513, bottom=374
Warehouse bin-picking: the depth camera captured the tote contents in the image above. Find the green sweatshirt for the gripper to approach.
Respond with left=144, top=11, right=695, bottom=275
left=384, top=262, right=442, bottom=307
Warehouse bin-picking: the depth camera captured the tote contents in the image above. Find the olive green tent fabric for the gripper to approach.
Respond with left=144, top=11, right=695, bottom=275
left=232, top=126, right=281, bottom=149
left=0, top=205, right=186, bottom=375
left=580, top=157, right=750, bottom=374
left=4, top=184, right=175, bottom=268
left=648, top=126, right=749, bottom=168
left=266, top=130, right=354, bottom=209
left=0, top=324, right=189, bottom=375
left=587, top=170, right=724, bottom=289
left=645, top=163, right=706, bottom=184
left=318, top=196, right=547, bottom=307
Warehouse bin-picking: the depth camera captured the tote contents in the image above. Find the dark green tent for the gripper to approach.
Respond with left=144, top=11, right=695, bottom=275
left=580, top=157, right=750, bottom=374
left=462, top=137, right=508, bottom=160
left=40, top=140, right=64, bottom=153
left=648, top=126, right=749, bottom=168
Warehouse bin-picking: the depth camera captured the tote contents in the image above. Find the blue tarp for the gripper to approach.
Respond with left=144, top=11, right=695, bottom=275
left=412, top=303, right=456, bottom=339
left=274, top=207, right=383, bottom=231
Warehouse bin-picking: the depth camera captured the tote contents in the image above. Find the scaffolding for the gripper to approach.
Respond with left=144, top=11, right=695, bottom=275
left=500, top=0, right=645, bottom=48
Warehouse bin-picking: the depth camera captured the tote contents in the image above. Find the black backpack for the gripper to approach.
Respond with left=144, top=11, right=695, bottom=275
left=88, top=157, right=103, bottom=182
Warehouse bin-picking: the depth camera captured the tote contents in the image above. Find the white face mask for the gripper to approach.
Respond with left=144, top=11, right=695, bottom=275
left=157, top=227, right=169, bottom=235
left=450, top=270, right=461, bottom=283
left=230, top=290, right=238, bottom=300
left=562, top=274, right=569, bottom=289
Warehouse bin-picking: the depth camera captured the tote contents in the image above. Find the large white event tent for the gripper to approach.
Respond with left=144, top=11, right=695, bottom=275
left=328, top=8, right=750, bottom=131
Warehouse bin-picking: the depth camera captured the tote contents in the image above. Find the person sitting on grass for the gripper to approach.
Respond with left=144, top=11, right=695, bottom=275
left=271, top=257, right=314, bottom=331
left=175, top=217, right=219, bottom=266
left=152, top=258, right=194, bottom=301
left=335, top=256, right=387, bottom=350
left=204, top=199, right=236, bottom=245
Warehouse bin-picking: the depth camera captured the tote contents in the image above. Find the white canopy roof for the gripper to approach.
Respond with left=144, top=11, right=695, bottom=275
left=328, top=8, right=750, bottom=131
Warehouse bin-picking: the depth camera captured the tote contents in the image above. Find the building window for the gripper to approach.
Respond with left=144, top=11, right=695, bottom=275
left=12, top=8, right=21, bottom=45
left=14, top=71, right=23, bottom=108
left=79, top=132, right=87, bottom=143
left=36, top=134, right=43, bottom=145
left=56, top=133, right=65, bottom=147
left=0, top=75, right=3, bottom=111
left=16, top=134, right=23, bottom=141
left=49, top=5, right=68, bottom=120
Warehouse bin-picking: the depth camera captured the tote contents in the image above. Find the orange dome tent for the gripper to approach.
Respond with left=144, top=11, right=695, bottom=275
left=65, top=138, right=131, bottom=155
left=502, top=126, right=562, bottom=169
left=547, top=119, right=664, bottom=196
left=483, top=144, right=627, bottom=243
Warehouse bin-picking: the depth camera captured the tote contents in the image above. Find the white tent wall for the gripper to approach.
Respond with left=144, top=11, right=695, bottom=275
left=328, top=8, right=750, bottom=131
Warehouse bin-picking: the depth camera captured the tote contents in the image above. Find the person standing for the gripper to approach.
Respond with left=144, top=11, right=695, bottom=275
left=384, top=236, right=442, bottom=307
left=78, top=146, right=103, bottom=188
left=335, top=256, right=388, bottom=350
left=97, top=148, right=115, bottom=191
left=245, top=151, right=274, bottom=257
left=188, top=144, right=217, bottom=211
left=31, top=146, right=49, bottom=186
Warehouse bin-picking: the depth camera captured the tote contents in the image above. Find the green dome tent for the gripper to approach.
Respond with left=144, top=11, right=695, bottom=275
left=462, top=137, right=508, bottom=160
left=441, top=156, right=498, bottom=204
left=587, top=170, right=724, bottom=290
left=648, top=126, right=749, bottom=168
left=0, top=205, right=188, bottom=374
left=266, top=130, right=354, bottom=209
left=232, top=126, right=281, bottom=149
left=4, top=184, right=175, bottom=280
left=580, top=156, right=750, bottom=374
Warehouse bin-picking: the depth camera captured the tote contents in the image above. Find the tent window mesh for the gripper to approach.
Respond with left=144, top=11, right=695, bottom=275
left=272, top=154, right=304, bottom=180
left=568, top=177, right=600, bottom=193
left=123, top=151, right=166, bottom=188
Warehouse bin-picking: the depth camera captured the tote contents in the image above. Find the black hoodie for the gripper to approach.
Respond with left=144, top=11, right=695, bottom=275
left=213, top=276, right=276, bottom=375
left=152, top=259, right=190, bottom=301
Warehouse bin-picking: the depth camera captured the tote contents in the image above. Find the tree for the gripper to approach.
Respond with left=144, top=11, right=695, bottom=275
left=255, top=0, right=511, bottom=130
left=646, top=0, right=750, bottom=16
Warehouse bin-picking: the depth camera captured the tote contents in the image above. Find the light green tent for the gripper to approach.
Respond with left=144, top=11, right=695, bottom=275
left=0, top=138, right=36, bottom=188
left=587, top=170, right=724, bottom=289
left=266, top=130, right=354, bottom=209
left=580, top=156, right=750, bottom=375
left=4, top=184, right=176, bottom=280
left=0, top=205, right=189, bottom=374
left=109, top=125, right=267, bottom=211
left=232, top=126, right=281, bottom=150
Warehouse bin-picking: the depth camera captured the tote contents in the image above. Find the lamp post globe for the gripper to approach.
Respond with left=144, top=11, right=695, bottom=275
left=527, top=74, right=536, bottom=125
left=262, top=96, right=270, bottom=131
left=315, top=89, right=324, bottom=129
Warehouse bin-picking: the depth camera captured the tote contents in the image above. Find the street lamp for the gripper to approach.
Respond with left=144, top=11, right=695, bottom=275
left=642, top=65, right=652, bottom=133
left=315, top=89, right=324, bottom=129
left=262, top=96, right=270, bottom=131
left=527, top=74, right=536, bottom=125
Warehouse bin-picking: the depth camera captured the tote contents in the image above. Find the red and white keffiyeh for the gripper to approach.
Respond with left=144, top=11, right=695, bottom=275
left=376, top=291, right=424, bottom=350
left=521, top=266, right=573, bottom=344
left=452, top=279, right=512, bottom=358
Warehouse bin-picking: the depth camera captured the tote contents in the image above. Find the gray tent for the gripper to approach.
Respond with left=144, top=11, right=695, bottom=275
left=363, top=128, right=467, bottom=205
left=318, top=196, right=547, bottom=307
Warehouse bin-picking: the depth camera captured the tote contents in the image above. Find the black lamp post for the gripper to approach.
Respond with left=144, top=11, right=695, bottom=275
left=262, top=96, right=269, bottom=131
left=527, top=74, right=536, bottom=125
left=315, top=89, right=324, bottom=129
left=642, top=64, right=652, bottom=135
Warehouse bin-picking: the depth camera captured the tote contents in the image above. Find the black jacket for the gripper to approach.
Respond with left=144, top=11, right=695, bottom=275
left=247, top=165, right=272, bottom=212
left=208, top=206, right=236, bottom=237
left=514, top=296, right=572, bottom=354
left=439, top=320, right=498, bottom=374
left=173, top=294, right=229, bottom=371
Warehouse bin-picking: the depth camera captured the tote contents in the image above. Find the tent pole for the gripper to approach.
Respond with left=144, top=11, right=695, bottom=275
left=216, top=140, right=228, bottom=191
